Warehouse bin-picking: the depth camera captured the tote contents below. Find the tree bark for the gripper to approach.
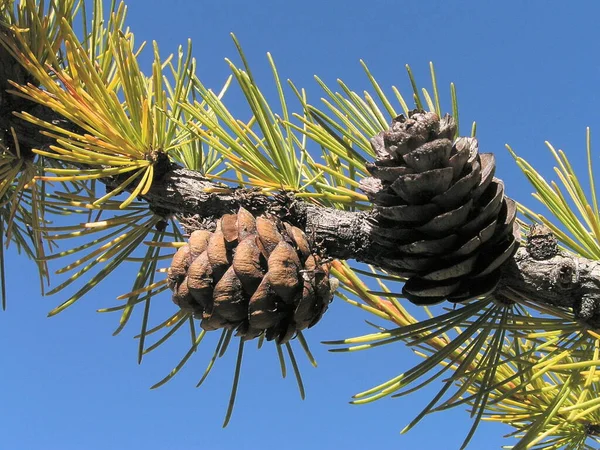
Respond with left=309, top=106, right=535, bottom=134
left=2, top=44, right=600, bottom=327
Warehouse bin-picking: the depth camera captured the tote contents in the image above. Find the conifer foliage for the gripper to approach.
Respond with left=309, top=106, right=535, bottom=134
left=3, top=1, right=600, bottom=448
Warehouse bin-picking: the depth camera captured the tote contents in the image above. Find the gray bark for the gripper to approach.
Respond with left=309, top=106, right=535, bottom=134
left=143, top=163, right=379, bottom=262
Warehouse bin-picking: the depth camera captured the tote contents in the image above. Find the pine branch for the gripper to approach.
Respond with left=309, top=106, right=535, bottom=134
left=499, top=227, right=600, bottom=327
left=140, top=161, right=375, bottom=261
left=141, top=157, right=600, bottom=327
left=1, top=44, right=599, bottom=328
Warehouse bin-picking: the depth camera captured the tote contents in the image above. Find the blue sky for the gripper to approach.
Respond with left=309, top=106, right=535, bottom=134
left=2, top=1, right=600, bottom=449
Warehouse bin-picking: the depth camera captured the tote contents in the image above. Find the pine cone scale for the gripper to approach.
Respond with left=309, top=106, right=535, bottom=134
left=403, top=138, right=453, bottom=171
left=390, top=167, right=455, bottom=203
left=416, top=199, right=473, bottom=235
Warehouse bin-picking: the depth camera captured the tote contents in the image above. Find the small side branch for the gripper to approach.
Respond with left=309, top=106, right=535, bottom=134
left=496, top=226, right=600, bottom=327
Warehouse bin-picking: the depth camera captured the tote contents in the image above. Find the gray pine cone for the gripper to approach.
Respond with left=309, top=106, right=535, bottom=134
left=361, top=110, right=519, bottom=305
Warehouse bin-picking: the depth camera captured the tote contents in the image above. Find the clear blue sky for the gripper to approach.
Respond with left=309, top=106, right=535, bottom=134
left=2, top=1, right=600, bottom=449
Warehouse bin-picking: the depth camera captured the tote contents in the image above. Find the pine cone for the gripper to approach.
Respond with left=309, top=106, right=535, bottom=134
left=361, top=110, right=519, bottom=305
left=167, top=208, right=336, bottom=344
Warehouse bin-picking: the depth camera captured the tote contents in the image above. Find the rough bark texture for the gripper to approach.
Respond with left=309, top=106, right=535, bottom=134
left=497, top=230, right=600, bottom=328
left=2, top=43, right=600, bottom=327
left=140, top=164, right=378, bottom=262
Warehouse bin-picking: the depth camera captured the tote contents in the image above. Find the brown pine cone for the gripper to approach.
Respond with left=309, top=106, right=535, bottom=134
left=167, top=208, right=336, bottom=344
